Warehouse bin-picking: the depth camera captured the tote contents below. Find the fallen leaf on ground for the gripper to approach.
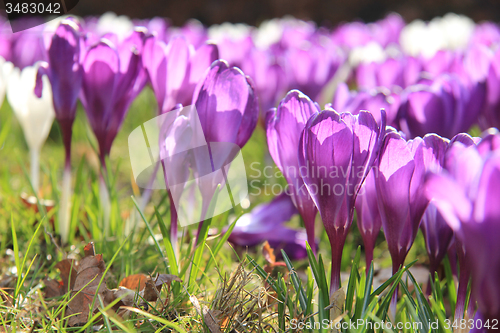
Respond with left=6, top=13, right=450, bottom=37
left=203, top=306, right=223, bottom=333
left=262, top=241, right=286, bottom=275
left=43, top=259, right=78, bottom=298
left=66, top=252, right=107, bottom=326
left=43, top=242, right=182, bottom=326
left=119, top=273, right=149, bottom=291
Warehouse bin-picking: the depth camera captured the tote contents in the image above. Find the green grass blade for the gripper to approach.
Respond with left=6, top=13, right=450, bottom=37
left=131, top=196, right=169, bottom=272
left=154, top=205, right=178, bottom=276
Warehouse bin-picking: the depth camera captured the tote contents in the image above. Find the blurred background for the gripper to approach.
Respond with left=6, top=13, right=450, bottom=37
left=60, top=0, right=500, bottom=25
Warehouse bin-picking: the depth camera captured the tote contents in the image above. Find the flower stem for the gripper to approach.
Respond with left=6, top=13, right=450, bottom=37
left=99, top=175, right=110, bottom=238
left=169, top=191, right=178, bottom=255
left=329, top=231, right=346, bottom=295
left=59, top=162, right=71, bottom=245
left=58, top=118, right=73, bottom=245
left=30, top=147, right=40, bottom=194
left=455, top=241, right=470, bottom=322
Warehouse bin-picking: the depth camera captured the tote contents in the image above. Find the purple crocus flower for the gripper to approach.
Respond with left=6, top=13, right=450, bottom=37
left=240, top=48, right=285, bottom=114
left=331, top=13, right=404, bottom=50
left=284, top=40, right=344, bottom=101
left=34, top=19, right=83, bottom=244
left=420, top=202, right=453, bottom=288
left=142, top=35, right=218, bottom=114
left=420, top=133, right=476, bottom=294
left=193, top=59, right=259, bottom=149
left=80, top=29, right=147, bottom=164
left=331, top=21, right=373, bottom=50
left=426, top=144, right=500, bottom=323
left=354, top=169, right=381, bottom=269
left=355, top=56, right=422, bottom=90
left=299, top=109, right=383, bottom=292
left=421, top=50, right=456, bottom=78
left=371, top=13, right=405, bottom=48
left=377, top=133, right=447, bottom=272
left=469, top=22, right=500, bottom=48
left=477, top=128, right=500, bottom=156
left=267, top=90, right=320, bottom=252
left=10, top=24, right=46, bottom=69
left=207, top=23, right=254, bottom=68
left=332, top=82, right=400, bottom=127
left=192, top=59, right=259, bottom=222
left=167, top=20, right=209, bottom=49
left=399, top=74, right=484, bottom=139
left=228, top=193, right=310, bottom=260
left=482, top=48, right=500, bottom=129
left=376, top=133, right=448, bottom=311
left=35, top=19, right=83, bottom=167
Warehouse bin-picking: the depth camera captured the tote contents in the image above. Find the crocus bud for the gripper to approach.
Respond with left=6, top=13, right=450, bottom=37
left=482, top=48, right=500, bottom=129
left=399, top=74, right=483, bottom=139
left=267, top=90, right=320, bottom=252
left=355, top=56, right=422, bottom=90
left=332, top=82, right=400, bottom=127
left=0, top=57, right=14, bottom=108
left=193, top=59, right=259, bottom=149
left=377, top=134, right=448, bottom=275
left=426, top=144, right=500, bottom=323
left=35, top=19, right=83, bottom=166
left=240, top=48, right=285, bottom=113
left=284, top=40, right=344, bottom=101
left=299, top=109, right=382, bottom=292
left=142, top=35, right=219, bottom=114
left=477, top=128, right=500, bottom=156
left=7, top=64, right=55, bottom=192
left=377, top=132, right=449, bottom=315
left=80, top=29, right=147, bottom=162
left=10, top=24, right=46, bottom=69
left=33, top=19, right=83, bottom=244
left=354, top=170, right=382, bottom=269
left=191, top=59, right=259, bottom=225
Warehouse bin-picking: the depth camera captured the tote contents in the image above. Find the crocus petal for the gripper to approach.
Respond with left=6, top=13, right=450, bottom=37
left=44, top=19, right=83, bottom=120
left=267, top=90, right=320, bottom=249
left=8, top=65, right=55, bottom=150
left=81, top=40, right=119, bottom=136
left=193, top=60, right=258, bottom=149
left=142, top=35, right=168, bottom=112
left=376, top=131, right=416, bottom=265
left=299, top=110, right=353, bottom=231
left=355, top=170, right=382, bottom=266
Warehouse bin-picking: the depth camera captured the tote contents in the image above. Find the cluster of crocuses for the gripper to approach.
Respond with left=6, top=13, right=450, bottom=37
left=2, top=12, right=500, bottom=324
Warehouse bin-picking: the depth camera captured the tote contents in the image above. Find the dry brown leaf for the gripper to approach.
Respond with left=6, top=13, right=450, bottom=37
left=262, top=241, right=286, bottom=275
left=154, top=274, right=182, bottom=289
left=203, top=306, right=223, bottom=333
left=83, top=242, right=96, bottom=257
left=66, top=253, right=107, bottom=326
left=44, top=242, right=182, bottom=327
left=20, top=192, right=55, bottom=213
left=44, top=259, right=78, bottom=298
left=329, top=288, right=346, bottom=333
left=140, top=273, right=182, bottom=302
left=119, top=273, right=149, bottom=291
left=262, top=241, right=276, bottom=264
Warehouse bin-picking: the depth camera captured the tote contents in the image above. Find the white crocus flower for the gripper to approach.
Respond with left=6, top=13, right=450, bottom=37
left=349, top=41, right=387, bottom=66
left=400, top=13, right=475, bottom=58
left=208, top=22, right=251, bottom=42
left=439, top=13, right=475, bottom=50
left=253, top=18, right=284, bottom=49
left=96, top=12, right=134, bottom=40
left=7, top=64, right=55, bottom=192
left=0, top=57, right=14, bottom=108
